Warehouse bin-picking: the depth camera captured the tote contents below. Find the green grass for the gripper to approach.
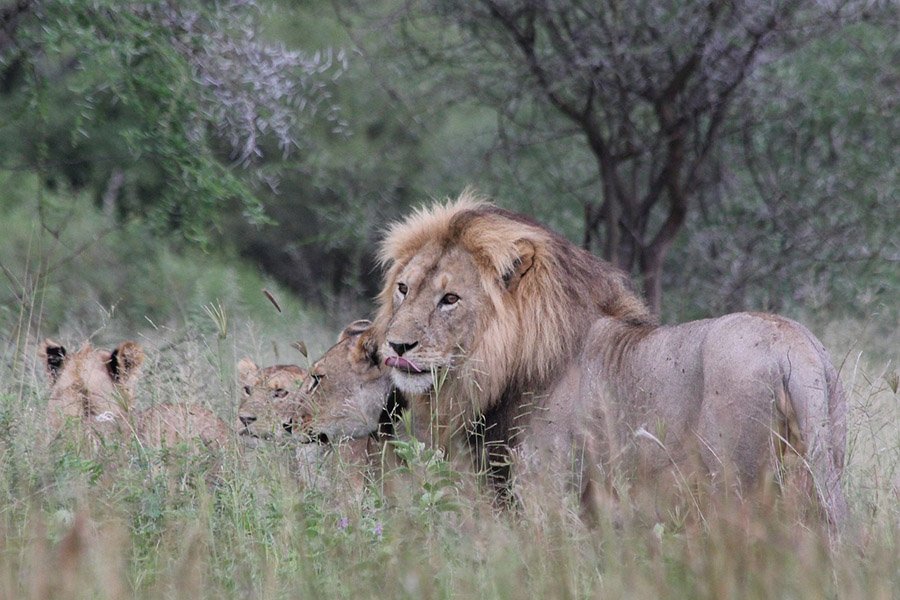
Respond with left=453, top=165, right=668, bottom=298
left=0, top=310, right=897, bottom=598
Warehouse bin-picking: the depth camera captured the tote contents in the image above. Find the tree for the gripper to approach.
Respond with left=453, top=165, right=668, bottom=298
left=669, top=19, right=898, bottom=318
left=341, top=0, right=873, bottom=313
left=0, top=0, right=344, bottom=242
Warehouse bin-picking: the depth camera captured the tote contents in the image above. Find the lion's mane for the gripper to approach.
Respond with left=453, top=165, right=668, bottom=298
left=374, top=191, right=652, bottom=420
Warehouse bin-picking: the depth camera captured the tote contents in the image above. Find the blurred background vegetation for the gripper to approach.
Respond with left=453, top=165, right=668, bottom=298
left=0, top=0, right=896, bottom=345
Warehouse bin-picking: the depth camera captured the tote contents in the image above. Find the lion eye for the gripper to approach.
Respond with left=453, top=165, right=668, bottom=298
left=243, top=385, right=252, bottom=396
left=272, top=388, right=288, bottom=399
left=307, top=374, right=322, bottom=393
left=440, top=293, right=460, bottom=306
left=397, top=282, right=408, bottom=295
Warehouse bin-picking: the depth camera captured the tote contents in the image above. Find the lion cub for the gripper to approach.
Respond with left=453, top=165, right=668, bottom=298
left=40, top=339, right=230, bottom=448
left=236, top=358, right=308, bottom=445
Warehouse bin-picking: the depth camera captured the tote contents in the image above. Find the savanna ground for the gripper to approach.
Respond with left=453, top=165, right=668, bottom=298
left=0, top=193, right=897, bottom=599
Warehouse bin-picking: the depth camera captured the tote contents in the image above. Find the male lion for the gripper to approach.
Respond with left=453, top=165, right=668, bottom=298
left=40, top=339, right=230, bottom=449
left=373, top=192, right=849, bottom=529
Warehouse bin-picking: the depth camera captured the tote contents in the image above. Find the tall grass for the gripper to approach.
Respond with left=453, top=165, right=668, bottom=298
left=1, top=307, right=897, bottom=598
left=0, top=181, right=896, bottom=598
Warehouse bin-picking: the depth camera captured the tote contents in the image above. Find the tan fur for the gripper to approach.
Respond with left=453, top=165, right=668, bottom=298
left=41, top=339, right=144, bottom=438
left=297, top=320, right=396, bottom=443
left=237, top=358, right=308, bottom=444
left=294, top=321, right=401, bottom=488
left=373, top=193, right=848, bottom=529
left=572, top=314, right=849, bottom=529
left=237, top=348, right=379, bottom=488
left=136, top=403, right=231, bottom=448
left=40, top=339, right=230, bottom=448
left=374, top=192, right=650, bottom=461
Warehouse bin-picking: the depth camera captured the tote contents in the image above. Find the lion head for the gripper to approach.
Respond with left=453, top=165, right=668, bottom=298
left=40, top=339, right=145, bottom=435
left=296, top=320, right=396, bottom=444
left=40, top=339, right=234, bottom=454
left=375, top=192, right=651, bottom=435
left=237, top=358, right=307, bottom=443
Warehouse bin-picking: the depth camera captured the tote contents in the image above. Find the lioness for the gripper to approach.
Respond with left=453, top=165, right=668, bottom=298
left=41, top=339, right=145, bottom=438
left=238, top=340, right=388, bottom=488
left=296, top=320, right=398, bottom=444
left=292, top=321, right=405, bottom=484
left=40, top=339, right=230, bottom=449
left=371, top=192, right=849, bottom=529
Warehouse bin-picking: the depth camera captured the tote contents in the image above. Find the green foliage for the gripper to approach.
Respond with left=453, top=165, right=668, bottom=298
left=5, top=1, right=233, bottom=241
left=0, top=0, right=895, bottom=319
left=0, top=171, right=336, bottom=362
left=0, top=3, right=894, bottom=594
left=0, top=320, right=897, bottom=598
left=0, top=0, right=350, bottom=244
left=390, top=436, right=462, bottom=518
left=0, top=0, right=900, bottom=598
left=321, top=1, right=897, bottom=318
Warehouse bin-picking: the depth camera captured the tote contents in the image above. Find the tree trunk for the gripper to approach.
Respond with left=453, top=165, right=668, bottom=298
left=639, top=248, right=664, bottom=316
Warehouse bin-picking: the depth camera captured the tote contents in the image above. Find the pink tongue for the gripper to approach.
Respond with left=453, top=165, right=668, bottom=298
left=385, top=356, right=423, bottom=373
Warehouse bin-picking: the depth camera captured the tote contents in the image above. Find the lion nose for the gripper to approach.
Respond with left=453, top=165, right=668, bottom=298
left=239, top=415, right=257, bottom=427
left=389, top=341, right=418, bottom=356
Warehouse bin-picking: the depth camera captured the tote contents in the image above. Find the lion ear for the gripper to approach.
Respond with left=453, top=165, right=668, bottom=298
left=502, top=239, right=536, bottom=292
left=108, top=341, right=144, bottom=384
left=338, top=319, right=373, bottom=343
left=237, top=357, right=259, bottom=385
left=347, top=326, right=381, bottom=368
left=41, top=339, right=67, bottom=384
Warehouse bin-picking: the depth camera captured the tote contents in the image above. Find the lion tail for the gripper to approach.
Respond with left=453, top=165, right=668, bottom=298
left=782, top=337, right=850, bottom=533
